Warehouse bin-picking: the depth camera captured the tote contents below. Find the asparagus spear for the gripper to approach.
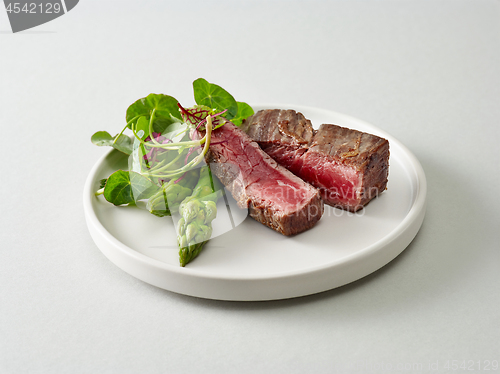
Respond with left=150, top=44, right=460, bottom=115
left=177, top=165, right=222, bottom=267
left=147, top=168, right=200, bottom=217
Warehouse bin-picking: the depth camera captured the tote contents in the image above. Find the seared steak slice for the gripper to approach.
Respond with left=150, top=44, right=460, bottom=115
left=301, top=124, right=389, bottom=211
left=240, top=109, right=314, bottom=146
left=242, top=110, right=390, bottom=211
left=241, top=109, right=313, bottom=175
left=204, top=122, right=323, bottom=236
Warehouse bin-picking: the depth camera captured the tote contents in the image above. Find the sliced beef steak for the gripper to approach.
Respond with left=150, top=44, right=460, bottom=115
left=241, top=109, right=314, bottom=147
left=242, top=110, right=390, bottom=212
left=202, top=122, right=323, bottom=236
left=301, top=124, right=389, bottom=211
left=241, top=109, right=313, bottom=175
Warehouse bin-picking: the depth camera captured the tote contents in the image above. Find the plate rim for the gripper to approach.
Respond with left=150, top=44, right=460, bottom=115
left=83, top=104, right=427, bottom=299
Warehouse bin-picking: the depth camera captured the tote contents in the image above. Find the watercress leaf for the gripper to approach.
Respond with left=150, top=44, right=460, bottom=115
left=152, top=117, right=173, bottom=135
left=192, top=78, right=238, bottom=119
left=231, top=101, right=254, bottom=126
left=91, top=131, right=132, bottom=155
left=126, top=94, right=181, bottom=135
left=103, top=170, right=159, bottom=206
left=103, top=170, right=134, bottom=205
left=91, top=131, right=114, bottom=146
left=134, top=116, right=150, bottom=140
left=112, top=134, right=133, bottom=155
left=129, top=172, right=160, bottom=200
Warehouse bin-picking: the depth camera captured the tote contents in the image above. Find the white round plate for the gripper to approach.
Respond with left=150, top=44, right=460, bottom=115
left=83, top=105, right=426, bottom=301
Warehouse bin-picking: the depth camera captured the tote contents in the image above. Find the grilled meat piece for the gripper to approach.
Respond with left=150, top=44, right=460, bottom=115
left=200, top=121, right=323, bottom=235
left=242, top=109, right=390, bottom=211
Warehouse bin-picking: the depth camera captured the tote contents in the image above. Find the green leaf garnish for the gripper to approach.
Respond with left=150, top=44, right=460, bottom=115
left=134, top=116, right=150, bottom=140
left=91, top=79, right=255, bottom=266
left=231, top=101, right=254, bottom=126
left=103, top=170, right=159, bottom=206
left=91, top=131, right=133, bottom=155
left=193, top=78, right=238, bottom=119
left=126, top=94, right=181, bottom=135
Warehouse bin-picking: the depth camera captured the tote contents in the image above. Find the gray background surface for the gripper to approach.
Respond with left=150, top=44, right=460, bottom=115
left=1, top=0, right=499, bottom=373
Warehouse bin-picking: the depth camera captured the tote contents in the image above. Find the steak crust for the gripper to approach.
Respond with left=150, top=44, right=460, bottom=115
left=242, top=110, right=390, bottom=211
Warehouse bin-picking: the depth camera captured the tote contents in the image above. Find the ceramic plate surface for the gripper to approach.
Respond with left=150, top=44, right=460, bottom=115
left=83, top=105, right=426, bottom=301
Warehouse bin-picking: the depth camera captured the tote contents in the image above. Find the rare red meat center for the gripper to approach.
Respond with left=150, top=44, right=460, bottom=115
left=241, top=109, right=390, bottom=211
left=197, top=121, right=324, bottom=236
